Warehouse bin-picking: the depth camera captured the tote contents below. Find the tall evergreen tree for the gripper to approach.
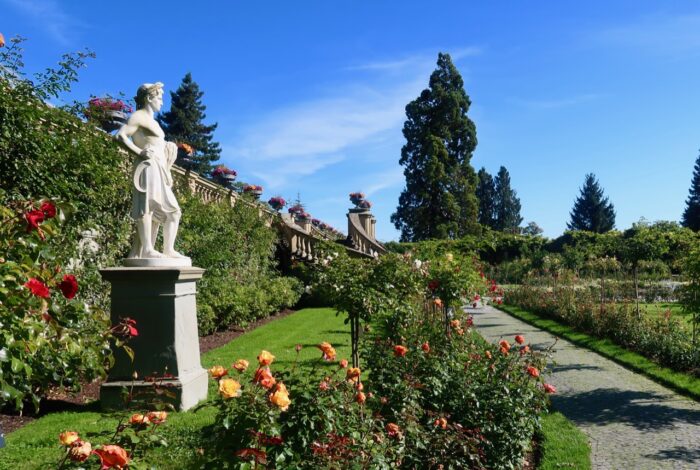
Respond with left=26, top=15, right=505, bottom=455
left=157, top=72, right=221, bottom=174
left=568, top=173, right=616, bottom=233
left=682, top=152, right=700, bottom=231
left=493, top=166, right=523, bottom=232
left=391, top=53, right=479, bottom=241
left=476, top=167, right=496, bottom=228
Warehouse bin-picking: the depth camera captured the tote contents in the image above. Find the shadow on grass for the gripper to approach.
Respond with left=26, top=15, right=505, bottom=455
left=552, top=388, right=700, bottom=431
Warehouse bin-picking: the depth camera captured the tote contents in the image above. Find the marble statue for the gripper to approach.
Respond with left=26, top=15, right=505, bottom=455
left=116, top=82, right=191, bottom=266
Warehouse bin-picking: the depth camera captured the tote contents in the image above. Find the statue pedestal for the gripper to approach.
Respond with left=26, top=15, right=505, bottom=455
left=99, top=267, right=208, bottom=411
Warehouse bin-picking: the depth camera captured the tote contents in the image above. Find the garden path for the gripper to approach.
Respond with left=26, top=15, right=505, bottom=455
left=472, top=304, right=700, bottom=470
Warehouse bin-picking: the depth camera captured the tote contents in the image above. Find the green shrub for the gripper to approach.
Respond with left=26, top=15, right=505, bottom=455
left=176, top=191, right=302, bottom=334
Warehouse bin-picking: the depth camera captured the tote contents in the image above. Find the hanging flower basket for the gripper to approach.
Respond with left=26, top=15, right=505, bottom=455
left=176, top=142, right=196, bottom=169
left=288, top=204, right=305, bottom=217
left=84, top=97, right=133, bottom=133
left=349, top=192, right=366, bottom=207
left=212, top=166, right=237, bottom=188
left=268, top=196, right=286, bottom=211
left=358, top=199, right=372, bottom=210
left=244, top=184, right=264, bottom=200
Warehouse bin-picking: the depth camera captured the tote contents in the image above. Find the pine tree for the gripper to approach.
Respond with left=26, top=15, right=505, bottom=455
left=682, top=152, right=700, bottom=231
left=568, top=173, right=616, bottom=233
left=476, top=167, right=496, bottom=228
left=157, top=73, right=221, bottom=174
left=391, top=53, right=479, bottom=241
left=493, top=166, right=523, bottom=232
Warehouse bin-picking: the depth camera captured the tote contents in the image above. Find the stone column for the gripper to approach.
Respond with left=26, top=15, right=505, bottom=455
left=99, top=267, right=208, bottom=411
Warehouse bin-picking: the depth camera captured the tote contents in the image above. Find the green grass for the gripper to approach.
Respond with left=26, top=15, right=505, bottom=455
left=0, top=308, right=350, bottom=469
left=537, top=411, right=590, bottom=470
left=500, top=304, right=700, bottom=401
left=639, top=302, right=693, bottom=329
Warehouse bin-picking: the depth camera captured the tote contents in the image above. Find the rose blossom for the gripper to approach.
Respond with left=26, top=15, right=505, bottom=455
left=219, top=378, right=242, bottom=398
left=129, top=413, right=149, bottom=425
left=232, top=359, right=249, bottom=372
left=355, top=391, right=366, bottom=404
left=59, top=431, right=80, bottom=446
left=319, top=380, right=330, bottom=391
left=40, top=201, right=56, bottom=218
left=317, top=342, right=337, bottom=361
left=25, top=278, right=50, bottom=298
left=393, top=345, right=408, bottom=357
left=68, top=440, right=92, bottom=462
left=434, top=417, right=448, bottom=429
left=514, top=335, right=525, bottom=345
left=543, top=383, right=557, bottom=394
left=346, top=367, right=361, bottom=382
left=58, top=274, right=79, bottom=299
left=339, top=359, right=348, bottom=369
left=209, top=365, right=228, bottom=379
left=93, top=445, right=129, bottom=469
left=421, top=342, right=430, bottom=353
left=526, top=366, right=540, bottom=378
left=24, top=209, right=44, bottom=235
left=146, top=411, right=167, bottom=424
left=257, top=350, right=275, bottom=366
left=269, top=382, right=291, bottom=411
left=385, top=423, right=402, bottom=439
left=254, top=367, right=276, bottom=389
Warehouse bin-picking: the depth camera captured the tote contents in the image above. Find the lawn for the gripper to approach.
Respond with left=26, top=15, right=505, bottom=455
left=0, top=308, right=350, bottom=469
left=0, top=307, right=589, bottom=469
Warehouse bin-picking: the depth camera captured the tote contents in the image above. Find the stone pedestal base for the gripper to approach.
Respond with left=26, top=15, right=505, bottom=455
left=99, top=267, right=208, bottom=411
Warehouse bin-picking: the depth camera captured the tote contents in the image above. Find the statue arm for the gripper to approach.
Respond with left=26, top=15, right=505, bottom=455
left=116, top=117, right=147, bottom=157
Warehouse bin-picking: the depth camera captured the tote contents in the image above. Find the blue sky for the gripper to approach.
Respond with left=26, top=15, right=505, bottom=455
left=4, top=1, right=700, bottom=240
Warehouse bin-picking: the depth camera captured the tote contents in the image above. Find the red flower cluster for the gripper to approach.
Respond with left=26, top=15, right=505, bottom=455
left=24, top=201, right=57, bottom=239
left=428, top=280, right=440, bottom=291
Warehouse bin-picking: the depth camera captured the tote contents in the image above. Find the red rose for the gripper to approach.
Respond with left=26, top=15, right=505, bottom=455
left=543, top=383, right=556, bottom=394
left=421, top=342, right=430, bottom=353
left=25, top=278, right=50, bottom=298
left=58, top=274, right=78, bottom=299
left=24, top=210, right=45, bottom=235
left=428, top=280, right=439, bottom=291
left=514, top=335, right=525, bottom=345
left=527, top=366, right=540, bottom=378
left=40, top=201, right=56, bottom=218
left=393, top=345, right=408, bottom=357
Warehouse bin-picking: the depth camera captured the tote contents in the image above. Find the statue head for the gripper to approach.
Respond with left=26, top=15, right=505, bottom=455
left=134, top=82, right=164, bottom=111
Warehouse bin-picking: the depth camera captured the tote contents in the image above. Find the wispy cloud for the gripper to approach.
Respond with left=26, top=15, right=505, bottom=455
left=592, top=13, right=700, bottom=57
left=227, top=47, right=481, bottom=190
left=346, top=46, right=482, bottom=72
left=510, top=93, right=601, bottom=110
left=364, top=166, right=405, bottom=196
left=4, top=0, right=84, bottom=46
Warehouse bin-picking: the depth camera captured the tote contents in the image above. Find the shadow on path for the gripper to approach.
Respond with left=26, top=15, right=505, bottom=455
left=550, top=364, right=603, bottom=373
left=552, top=388, right=700, bottom=432
left=644, top=446, right=700, bottom=463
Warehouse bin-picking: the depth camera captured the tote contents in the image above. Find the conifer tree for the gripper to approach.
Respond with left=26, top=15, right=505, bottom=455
left=157, top=72, right=221, bottom=174
left=568, top=173, right=616, bottom=233
left=493, top=166, right=523, bottom=232
left=682, top=152, right=700, bottom=231
left=476, top=167, right=496, bottom=228
left=391, top=53, right=479, bottom=241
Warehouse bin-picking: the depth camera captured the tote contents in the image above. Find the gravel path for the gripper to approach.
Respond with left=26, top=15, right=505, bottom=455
left=471, top=304, right=700, bottom=470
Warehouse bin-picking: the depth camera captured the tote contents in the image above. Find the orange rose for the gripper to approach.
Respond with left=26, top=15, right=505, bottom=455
left=386, top=423, right=402, bottom=438
left=317, top=342, right=337, bottom=361
left=59, top=431, right=80, bottom=446
left=393, top=345, right=408, bottom=357
left=254, top=367, right=276, bottom=389
left=454, top=327, right=464, bottom=336
left=146, top=411, right=167, bottom=424
left=93, top=445, right=130, bottom=469
left=232, top=359, right=250, bottom=372
left=526, top=366, right=540, bottom=378
left=434, top=417, right=448, bottom=429
left=258, top=350, right=275, bottom=366
left=129, top=413, right=150, bottom=426
left=421, top=342, right=430, bottom=353
left=346, top=367, right=361, bottom=382
left=450, top=319, right=461, bottom=329
left=485, top=350, right=492, bottom=360
left=339, top=359, right=349, bottom=369
left=208, top=365, right=228, bottom=379
left=219, top=378, right=242, bottom=398
left=434, top=298, right=444, bottom=308
left=515, top=335, right=525, bottom=345
left=499, top=340, right=510, bottom=350
left=269, top=382, right=291, bottom=411
left=69, top=440, right=92, bottom=462
left=355, top=391, right=366, bottom=404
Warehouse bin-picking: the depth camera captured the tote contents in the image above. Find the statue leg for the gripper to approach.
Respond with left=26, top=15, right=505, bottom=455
left=162, top=211, right=187, bottom=258
left=136, top=213, right=164, bottom=258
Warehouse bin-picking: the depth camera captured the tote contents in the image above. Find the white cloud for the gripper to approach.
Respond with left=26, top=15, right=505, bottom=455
left=4, top=0, right=84, bottom=45
left=364, top=166, right=405, bottom=197
left=592, top=13, right=700, bottom=57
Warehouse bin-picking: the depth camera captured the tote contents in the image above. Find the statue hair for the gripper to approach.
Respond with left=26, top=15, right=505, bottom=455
left=134, top=82, right=164, bottom=110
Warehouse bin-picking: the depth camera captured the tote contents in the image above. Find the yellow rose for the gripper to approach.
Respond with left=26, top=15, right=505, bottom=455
left=219, top=378, right=242, bottom=399
left=269, top=382, right=291, bottom=411
left=257, top=350, right=275, bottom=366
left=146, top=411, right=167, bottom=424
left=232, top=359, right=250, bottom=372
left=59, top=431, right=80, bottom=446
left=346, top=367, right=361, bottom=382
left=208, top=365, right=228, bottom=379
left=129, top=413, right=149, bottom=425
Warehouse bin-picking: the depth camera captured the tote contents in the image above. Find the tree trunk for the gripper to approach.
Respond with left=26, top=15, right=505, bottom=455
left=634, top=265, right=640, bottom=318
left=351, top=316, right=360, bottom=368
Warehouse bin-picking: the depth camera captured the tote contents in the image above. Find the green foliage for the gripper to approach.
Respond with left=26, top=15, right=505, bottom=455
left=157, top=72, right=221, bottom=174
left=0, top=198, right=114, bottom=412
left=682, top=151, right=700, bottom=231
left=568, top=173, right=616, bottom=233
left=0, top=38, right=132, bottom=308
left=476, top=167, right=496, bottom=228
left=493, top=166, right=523, bottom=233
left=176, top=191, right=302, bottom=334
left=392, top=52, right=479, bottom=241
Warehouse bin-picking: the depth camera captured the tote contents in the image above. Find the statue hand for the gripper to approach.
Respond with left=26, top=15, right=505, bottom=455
left=140, top=147, right=156, bottom=159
